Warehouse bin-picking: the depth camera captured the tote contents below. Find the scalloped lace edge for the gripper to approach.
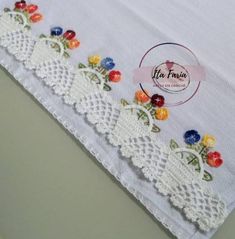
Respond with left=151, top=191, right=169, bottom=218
left=0, top=59, right=185, bottom=239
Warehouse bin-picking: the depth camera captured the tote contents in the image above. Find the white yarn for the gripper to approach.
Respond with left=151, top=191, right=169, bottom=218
left=0, top=11, right=227, bottom=232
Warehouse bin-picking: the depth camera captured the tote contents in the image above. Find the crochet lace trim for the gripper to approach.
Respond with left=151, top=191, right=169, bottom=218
left=0, top=12, right=227, bottom=232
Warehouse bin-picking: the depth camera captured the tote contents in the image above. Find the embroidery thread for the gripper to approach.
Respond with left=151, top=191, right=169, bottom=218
left=120, top=89, right=171, bottom=133
left=78, top=55, right=122, bottom=91
left=4, top=1, right=43, bottom=29
left=0, top=5, right=227, bottom=232
left=39, top=27, right=80, bottom=59
left=170, top=130, right=223, bottom=181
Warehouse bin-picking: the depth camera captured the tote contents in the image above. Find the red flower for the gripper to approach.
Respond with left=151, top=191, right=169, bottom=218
left=151, top=94, right=165, bottom=107
left=109, top=70, right=122, bottom=82
left=25, top=4, right=38, bottom=14
left=207, top=151, right=223, bottom=168
left=63, top=30, right=76, bottom=40
left=15, top=0, right=27, bottom=10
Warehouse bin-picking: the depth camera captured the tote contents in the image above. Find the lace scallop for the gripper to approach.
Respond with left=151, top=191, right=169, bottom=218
left=0, top=11, right=227, bottom=233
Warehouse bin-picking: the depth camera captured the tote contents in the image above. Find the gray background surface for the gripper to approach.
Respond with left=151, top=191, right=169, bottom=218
left=0, top=67, right=234, bottom=239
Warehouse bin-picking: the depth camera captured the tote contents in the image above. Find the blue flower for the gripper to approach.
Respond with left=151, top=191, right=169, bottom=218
left=51, top=27, right=63, bottom=36
left=184, top=130, right=201, bottom=145
left=101, top=57, right=115, bottom=70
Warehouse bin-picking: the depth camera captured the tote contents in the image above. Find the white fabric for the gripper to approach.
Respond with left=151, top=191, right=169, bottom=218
left=0, top=0, right=235, bottom=238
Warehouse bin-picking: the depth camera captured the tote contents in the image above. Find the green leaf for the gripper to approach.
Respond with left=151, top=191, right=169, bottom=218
left=22, top=11, right=29, bottom=18
left=4, top=8, right=11, bottom=12
left=203, top=170, right=213, bottom=181
left=170, top=139, right=179, bottom=150
left=152, top=124, right=161, bottom=133
left=138, top=110, right=148, bottom=120
left=39, top=34, right=46, bottom=39
left=63, top=51, right=70, bottom=59
left=63, top=41, right=68, bottom=50
left=187, top=154, right=201, bottom=169
left=103, top=83, right=112, bottom=91
left=120, top=99, right=129, bottom=106
left=150, top=109, right=156, bottom=116
left=78, top=63, right=87, bottom=69
left=24, top=25, right=31, bottom=30
left=105, top=75, right=109, bottom=82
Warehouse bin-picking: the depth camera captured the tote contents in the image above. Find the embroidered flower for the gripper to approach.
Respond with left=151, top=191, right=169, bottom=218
left=109, top=70, right=122, bottom=82
left=202, top=134, right=216, bottom=148
left=25, top=4, right=38, bottom=13
left=6, top=1, right=43, bottom=25
left=151, top=94, right=165, bottom=107
left=184, top=130, right=201, bottom=145
left=101, top=57, right=115, bottom=70
left=78, top=56, right=122, bottom=91
left=15, top=0, right=27, bottom=10
left=88, top=55, right=101, bottom=65
left=135, top=90, right=149, bottom=103
left=44, top=27, right=80, bottom=57
left=155, top=108, right=169, bottom=120
left=207, top=151, right=223, bottom=167
left=170, top=130, right=224, bottom=181
left=121, top=90, right=168, bottom=132
left=68, top=39, right=80, bottom=49
left=63, top=30, right=76, bottom=40
left=51, top=26, right=63, bottom=36
left=30, top=13, right=43, bottom=23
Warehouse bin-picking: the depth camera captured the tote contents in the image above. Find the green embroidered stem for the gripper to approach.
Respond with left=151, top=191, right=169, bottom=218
left=188, top=144, right=207, bottom=165
left=188, top=155, right=197, bottom=165
left=138, top=103, right=152, bottom=120
left=199, top=145, right=206, bottom=155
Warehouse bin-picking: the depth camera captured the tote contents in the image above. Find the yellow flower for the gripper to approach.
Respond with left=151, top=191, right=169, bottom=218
left=202, top=134, right=216, bottom=147
left=88, top=55, right=101, bottom=65
left=155, top=108, right=169, bottom=120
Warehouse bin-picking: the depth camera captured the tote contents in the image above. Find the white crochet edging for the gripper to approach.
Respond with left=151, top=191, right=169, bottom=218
left=0, top=11, right=227, bottom=235
left=0, top=59, right=185, bottom=239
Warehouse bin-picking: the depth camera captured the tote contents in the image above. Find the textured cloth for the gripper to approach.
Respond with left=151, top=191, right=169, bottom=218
left=0, top=0, right=235, bottom=238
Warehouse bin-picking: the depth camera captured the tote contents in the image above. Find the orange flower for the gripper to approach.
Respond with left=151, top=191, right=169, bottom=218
left=68, top=39, right=80, bottom=49
left=135, top=90, right=149, bottom=103
left=30, top=13, right=43, bottom=23
left=155, top=108, right=169, bottom=120
left=25, top=4, right=38, bottom=14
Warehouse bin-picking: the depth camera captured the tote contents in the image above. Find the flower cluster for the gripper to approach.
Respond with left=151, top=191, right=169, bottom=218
left=4, top=1, right=43, bottom=27
left=170, top=130, right=223, bottom=181
left=119, top=89, right=170, bottom=133
left=39, top=27, right=80, bottom=58
left=184, top=130, right=223, bottom=168
left=120, top=92, right=167, bottom=134
left=50, top=28, right=80, bottom=50
left=135, top=89, right=169, bottom=121
left=78, top=55, right=122, bottom=91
